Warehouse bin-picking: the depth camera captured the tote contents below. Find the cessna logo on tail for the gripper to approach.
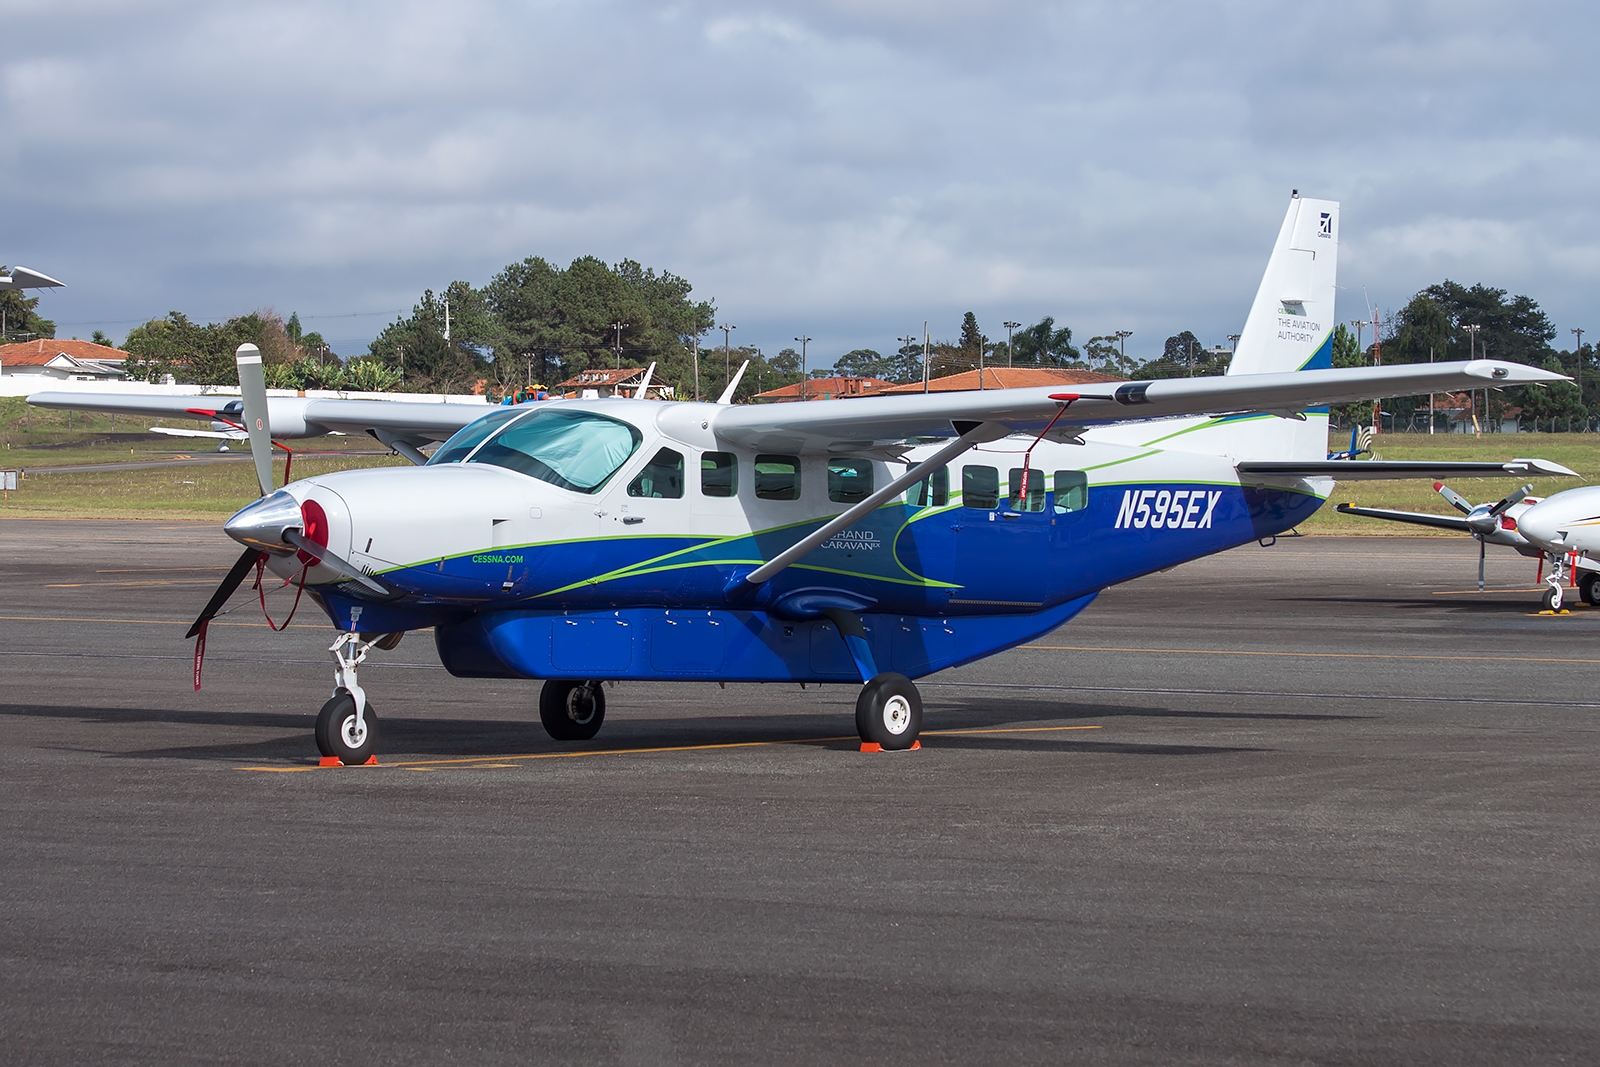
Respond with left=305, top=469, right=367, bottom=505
left=1318, top=212, right=1333, bottom=237
left=1114, top=489, right=1222, bottom=530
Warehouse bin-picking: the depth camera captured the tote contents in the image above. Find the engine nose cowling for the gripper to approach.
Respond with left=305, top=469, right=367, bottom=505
left=1515, top=498, right=1566, bottom=551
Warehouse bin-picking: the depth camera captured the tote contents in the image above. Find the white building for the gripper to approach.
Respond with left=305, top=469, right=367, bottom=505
left=0, top=338, right=128, bottom=381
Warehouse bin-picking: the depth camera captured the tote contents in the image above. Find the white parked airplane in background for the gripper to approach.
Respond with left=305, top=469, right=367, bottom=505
left=27, top=193, right=1576, bottom=763
left=1341, top=482, right=1600, bottom=610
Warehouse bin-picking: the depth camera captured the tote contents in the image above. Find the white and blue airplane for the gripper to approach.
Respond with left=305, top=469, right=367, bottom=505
left=32, top=194, right=1574, bottom=762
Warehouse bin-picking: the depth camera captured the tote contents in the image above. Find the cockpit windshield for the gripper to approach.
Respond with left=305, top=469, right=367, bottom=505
left=427, top=407, right=528, bottom=466
left=463, top=408, right=642, bottom=493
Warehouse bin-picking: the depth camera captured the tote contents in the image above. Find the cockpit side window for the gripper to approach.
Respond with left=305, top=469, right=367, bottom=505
left=466, top=409, right=642, bottom=493
left=628, top=448, right=685, bottom=498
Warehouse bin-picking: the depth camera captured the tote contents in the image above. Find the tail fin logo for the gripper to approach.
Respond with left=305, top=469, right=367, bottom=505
left=1318, top=212, right=1333, bottom=238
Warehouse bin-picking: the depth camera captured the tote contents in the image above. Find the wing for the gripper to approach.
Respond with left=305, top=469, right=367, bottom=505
left=707, top=359, right=1567, bottom=450
left=1239, top=459, right=1577, bottom=481
left=27, top=391, right=491, bottom=443
left=1333, top=504, right=1474, bottom=532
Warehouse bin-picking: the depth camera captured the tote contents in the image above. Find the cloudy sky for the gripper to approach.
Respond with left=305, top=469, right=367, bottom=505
left=5, top=0, right=1597, bottom=363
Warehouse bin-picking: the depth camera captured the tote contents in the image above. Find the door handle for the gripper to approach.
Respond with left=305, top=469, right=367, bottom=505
left=1002, top=512, right=1021, bottom=520
left=622, top=516, right=644, bottom=525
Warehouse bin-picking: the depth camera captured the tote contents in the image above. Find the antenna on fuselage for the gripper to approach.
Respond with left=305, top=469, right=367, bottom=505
left=716, top=360, right=749, bottom=405
left=633, top=362, right=657, bottom=399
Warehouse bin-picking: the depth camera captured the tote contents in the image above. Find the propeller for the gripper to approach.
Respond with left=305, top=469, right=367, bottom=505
left=186, top=345, right=277, bottom=665
left=1463, top=482, right=1532, bottom=536
left=1434, top=482, right=1473, bottom=515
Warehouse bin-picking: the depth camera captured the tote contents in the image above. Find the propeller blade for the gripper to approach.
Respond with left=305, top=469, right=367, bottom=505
left=236, top=343, right=274, bottom=498
left=186, top=546, right=266, bottom=638
left=1489, top=483, right=1534, bottom=517
left=1434, top=482, right=1474, bottom=515
left=283, top=529, right=397, bottom=598
left=1478, top=537, right=1486, bottom=592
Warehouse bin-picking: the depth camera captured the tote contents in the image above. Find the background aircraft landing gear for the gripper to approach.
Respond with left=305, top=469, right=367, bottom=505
left=1580, top=571, right=1600, bottom=607
left=539, top=679, right=606, bottom=741
left=855, top=672, right=923, bottom=750
left=316, top=690, right=378, bottom=765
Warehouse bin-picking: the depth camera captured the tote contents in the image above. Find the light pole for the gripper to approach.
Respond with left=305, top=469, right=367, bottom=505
left=1350, top=318, right=1366, bottom=359
left=1573, top=327, right=1586, bottom=427
left=897, top=334, right=918, bottom=383
left=611, top=321, right=628, bottom=370
left=1115, top=330, right=1132, bottom=370
left=1465, top=323, right=1483, bottom=436
left=1003, top=321, right=1021, bottom=368
left=692, top=337, right=700, bottom=402
left=795, top=335, right=811, bottom=401
left=719, top=322, right=736, bottom=391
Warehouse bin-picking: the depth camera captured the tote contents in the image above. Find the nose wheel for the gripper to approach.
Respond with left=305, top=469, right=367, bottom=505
left=316, top=690, right=378, bottom=765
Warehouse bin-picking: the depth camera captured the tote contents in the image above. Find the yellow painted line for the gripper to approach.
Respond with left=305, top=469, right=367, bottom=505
left=237, top=724, right=1105, bottom=773
left=1432, top=588, right=1573, bottom=596
left=1019, top=644, right=1600, bottom=665
left=925, top=724, right=1102, bottom=736
left=0, top=613, right=333, bottom=628
left=46, top=579, right=230, bottom=588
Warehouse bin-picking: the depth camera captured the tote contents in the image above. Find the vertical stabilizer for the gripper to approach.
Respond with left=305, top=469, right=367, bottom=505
left=1227, top=193, right=1338, bottom=376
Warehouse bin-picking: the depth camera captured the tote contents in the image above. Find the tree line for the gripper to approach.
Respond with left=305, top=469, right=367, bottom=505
left=104, top=256, right=1590, bottom=419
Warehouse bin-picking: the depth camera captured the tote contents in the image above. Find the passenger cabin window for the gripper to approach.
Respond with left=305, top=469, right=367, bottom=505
left=1054, top=470, right=1088, bottom=513
left=962, top=465, right=999, bottom=509
left=464, top=409, right=641, bottom=493
left=701, top=452, right=738, bottom=497
left=828, top=458, right=874, bottom=504
left=754, top=454, right=801, bottom=501
left=1008, top=468, right=1046, bottom=512
left=907, top=465, right=948, bottom=508
left=628, top=448, right=684, bottom=498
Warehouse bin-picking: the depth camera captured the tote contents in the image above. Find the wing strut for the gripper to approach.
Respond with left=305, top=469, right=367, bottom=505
left=742, top=422, right=1002, bottom=587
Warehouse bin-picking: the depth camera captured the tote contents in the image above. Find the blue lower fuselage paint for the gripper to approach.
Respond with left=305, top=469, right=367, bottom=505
left=316, top=480, right=1324, bottom=683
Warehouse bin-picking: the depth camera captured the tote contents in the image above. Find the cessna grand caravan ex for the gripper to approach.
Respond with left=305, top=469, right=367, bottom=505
left=30, top=194, right=1574, bottom=762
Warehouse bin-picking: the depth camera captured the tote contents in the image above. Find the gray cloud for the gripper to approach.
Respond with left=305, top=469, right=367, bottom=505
left=5, top=0, right=1596, bottom=362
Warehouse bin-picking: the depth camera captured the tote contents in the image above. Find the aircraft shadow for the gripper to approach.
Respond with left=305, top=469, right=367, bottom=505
left=4, top=696, right=1302, bottom=765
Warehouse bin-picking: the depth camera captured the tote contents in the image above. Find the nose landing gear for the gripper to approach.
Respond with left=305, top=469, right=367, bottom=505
left=316, top=631, right=383, bottom=765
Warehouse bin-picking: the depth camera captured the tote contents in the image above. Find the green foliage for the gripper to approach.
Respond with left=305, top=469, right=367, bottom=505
left=1330, top=323, right=1372, bottom=426
left=831, top=346, right=921, bottom=383
left=122, top=311, right=284, bottom=384
left=369, top=281, right=496, bottom=394
left=1082, top=335, right=1139, bottom=377
left=480, top=256, right=715, bottom=398
left=0, top=285, right=55, bottom=341
left=90, top=330, right=112, bottom=347
left=1011, top=317, right=1081, bottom=368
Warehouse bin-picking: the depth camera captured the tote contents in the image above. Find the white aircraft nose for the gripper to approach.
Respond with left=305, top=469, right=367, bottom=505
left=1515, top=500, right=1563, bottom=550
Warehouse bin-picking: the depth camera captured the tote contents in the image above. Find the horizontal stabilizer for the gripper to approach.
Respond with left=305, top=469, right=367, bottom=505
left=1333, top=504, right=1473, bottom=531
left=1238, top=458, right=1576, bottom=481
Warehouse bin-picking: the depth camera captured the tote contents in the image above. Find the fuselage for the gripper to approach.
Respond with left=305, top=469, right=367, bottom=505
left=239, top=399, right=1327, bottom=643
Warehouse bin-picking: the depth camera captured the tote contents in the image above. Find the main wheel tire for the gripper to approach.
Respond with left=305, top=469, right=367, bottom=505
left=855, top=672, right=923, bottom=750
left=315, top=690, right=377, bottom=765
left=539, top=680, right=606, bottom=741
left=1580, top=573, right=1599, bottom=607
left=1543, top=585, right=1564, bottom=611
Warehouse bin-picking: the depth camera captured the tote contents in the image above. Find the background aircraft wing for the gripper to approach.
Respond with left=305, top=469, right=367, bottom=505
left=1333, top=503, right=1474, bottom=531
left=28, top=391, right=489, bottom=442
left=1238, top=459, right=1577, bottom=480
left=28, top=391, right=244, bottom=421
left=708, top=359, right=1567, bottom=450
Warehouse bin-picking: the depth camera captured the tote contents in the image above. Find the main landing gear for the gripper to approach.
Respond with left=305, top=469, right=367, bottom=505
left=1580, top=570, right=1600, bottom=608
left=314, top=631, right=399, bottom=765
left=855, top=672, right=923, bottom=751
left=539, top=679, right=606, bottom=741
